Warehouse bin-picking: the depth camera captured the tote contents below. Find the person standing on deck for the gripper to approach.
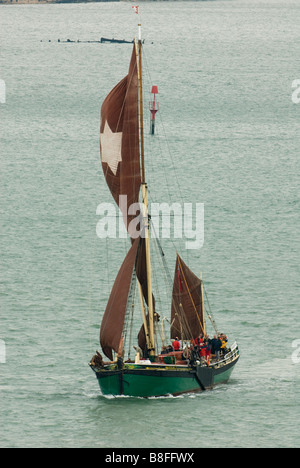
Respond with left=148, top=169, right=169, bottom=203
left=211, top=335, right=218, bottom=354
left=173, top=337, right=181, bottom=351
left=214, top=336, right=222, bottom=361
left=206, top=340, right=212, bottom=365
left=200, top=342, right=207, bottom=365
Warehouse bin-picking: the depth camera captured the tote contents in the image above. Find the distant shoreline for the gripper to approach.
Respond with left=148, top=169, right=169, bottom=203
left=0, top=0, right=120, bottom=5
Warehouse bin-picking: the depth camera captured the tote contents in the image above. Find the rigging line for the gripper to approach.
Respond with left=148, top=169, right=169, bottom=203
left=105, top=233, right=110, bottom=296
left=155, top=106, right=185, bottom=206
left=151, top=228, right=193, bottom=340
left=142, top=48, right=189, bottom=258
left=152, top=235, right=172, bottom=310
left=152, top=222, right=189, bottom=326
left=88, top=234, right=99, bottom=353
left=151, top=248, right=162, bottom=317
left=147, top=191, right=185, bottom=255
left=143, top=49, right=190, bottom=266
left=141, top=48, right=176, bottom=206
left=151, top=258, right=163, bottom=353
left=203, top=284, right=219, bottom=335
left=123, top=269, right=137, bottom=359
left=177, top=254, right=206, bottom=336
left=172, top=303, right=193, bottom=341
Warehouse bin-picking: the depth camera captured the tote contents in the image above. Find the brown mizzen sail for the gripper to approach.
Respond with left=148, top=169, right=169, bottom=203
left=100, top=44, right=140, bottom=238
left=171, top=254, right=205, bottom=341
left=100, top=238, right=140, bottom=361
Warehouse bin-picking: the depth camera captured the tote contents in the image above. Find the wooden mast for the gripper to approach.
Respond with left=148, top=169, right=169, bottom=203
left=136, top=26, right=155, bottom=356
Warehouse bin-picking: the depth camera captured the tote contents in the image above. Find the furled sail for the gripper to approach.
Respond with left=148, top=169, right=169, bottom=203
left=171, top=255, right=205, bottom=340
left=100, top=238, right=140, bottom=360
left=100, top=44, right=141, bottom=237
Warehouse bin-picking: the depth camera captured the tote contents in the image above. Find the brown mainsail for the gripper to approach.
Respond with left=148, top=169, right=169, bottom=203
left=171, top=254, right=205, bottom=340
left=99, top=39, right=156, bottom=359
left=100, top=44, right=140, bottom=237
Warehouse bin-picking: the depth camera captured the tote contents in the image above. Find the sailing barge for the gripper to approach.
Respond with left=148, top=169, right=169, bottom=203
left=90, top=26, right=239, bottom=397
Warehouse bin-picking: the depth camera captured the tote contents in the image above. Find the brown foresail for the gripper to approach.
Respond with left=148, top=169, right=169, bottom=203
left=100, top=238, right=140, bottom=360
left=100, top=44, right=141, bottom=237
left=171, top=255, right=205, bottom=340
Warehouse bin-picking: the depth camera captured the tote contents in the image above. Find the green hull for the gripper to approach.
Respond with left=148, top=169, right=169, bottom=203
left=91, top=354, right=239, bottom=397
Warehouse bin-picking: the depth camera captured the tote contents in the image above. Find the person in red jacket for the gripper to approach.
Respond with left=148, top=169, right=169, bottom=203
left=173, top=337, right=181, bottom=351
left=195, top=335, right=204, bottom=346
left=200, top=343, right=207, bottom=365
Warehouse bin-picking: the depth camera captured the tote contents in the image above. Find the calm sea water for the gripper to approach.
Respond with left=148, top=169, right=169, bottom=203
left=0, top=0, right=299, bottom=448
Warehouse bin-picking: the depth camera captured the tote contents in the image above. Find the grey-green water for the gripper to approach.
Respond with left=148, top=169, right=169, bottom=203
left=0, top=0, right=299, bottom=448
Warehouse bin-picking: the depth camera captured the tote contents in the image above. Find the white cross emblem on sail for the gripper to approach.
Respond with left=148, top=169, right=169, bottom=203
left=100, top=121, right=123, bottom=175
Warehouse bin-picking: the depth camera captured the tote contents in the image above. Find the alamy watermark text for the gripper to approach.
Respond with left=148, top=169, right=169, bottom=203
left=96, top=197, right=204, bottom=250
left=292, top=79, right=300, bottom=104
left=292, top=339, right=300, bottom=364
left=0, top=339, right=6, bottom=364
left=0, top=79, right=6, bottom=104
